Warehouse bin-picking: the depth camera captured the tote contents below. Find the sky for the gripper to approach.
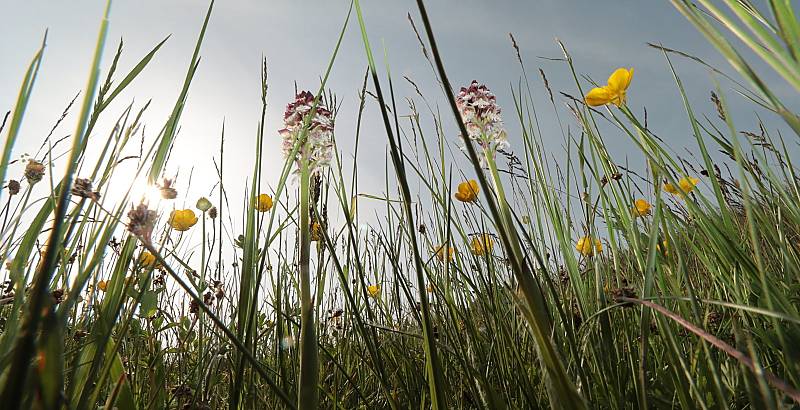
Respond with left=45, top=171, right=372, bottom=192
left=1, top=1, right=795, bottom=234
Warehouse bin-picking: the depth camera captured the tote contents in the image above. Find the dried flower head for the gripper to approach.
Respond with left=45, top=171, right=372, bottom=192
left=7, top=180, right=20, bottom=196
left=127, top=202, right=158, bottom=245
left=208, top=206, right=218, bottom=219
left=456, top=81, right=509, bottom=158
left=158, top=178, right=177, bottom=199
left=153, top=272, right=166, bottom=287
left=610, top=287, right=637, bottom=307
left=213, top=280, right=225, bottom=300
left=51, top=288, right=66, bottom=304
left=279, top=91, right=334, bottom=176
left=24, top=160, right=45, bottom=184
left=73, top=329, right=88, bottom=341
left=71, top=178, right=100, bottom=200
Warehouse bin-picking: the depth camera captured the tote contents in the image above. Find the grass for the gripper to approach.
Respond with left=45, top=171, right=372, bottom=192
left=1, top=0, right=800, bottom=408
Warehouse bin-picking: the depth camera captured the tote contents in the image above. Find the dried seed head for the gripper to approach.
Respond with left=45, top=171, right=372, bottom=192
left=158, top=179, right=177, bottom=199
left=153, top=272, right=166, bottom=287
left=189, top=299, right=199, bottom=314
left=171, top=384, right=193, bottom=399
left=610, top=287, right=637, bottom=307
left=127, top=202, right=158, bottom=245
left=208, top=206, right=218, bottom=219
left=7, top=180, right=20, bottom=195
left=707, top=311, right=723, bottom=328
left=73, top=329, right=88, bottom=341
left=71, top=178, right=100, bottom=200
left=51, top=288, right=66, bottom=304
left=24, top=160, right=45, bottom=184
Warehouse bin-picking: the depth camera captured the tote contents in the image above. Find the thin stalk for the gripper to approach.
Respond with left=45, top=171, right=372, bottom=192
left=297, top=159, right=318, bottom=409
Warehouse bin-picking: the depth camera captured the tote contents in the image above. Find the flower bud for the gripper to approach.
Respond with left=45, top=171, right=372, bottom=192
left=196, top=197, right=212, bottom=212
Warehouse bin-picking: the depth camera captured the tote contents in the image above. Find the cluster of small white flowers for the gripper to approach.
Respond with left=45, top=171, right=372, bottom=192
left=279, top=91, right=334, bottom=176
left=456, top=81, right=509, bottom=156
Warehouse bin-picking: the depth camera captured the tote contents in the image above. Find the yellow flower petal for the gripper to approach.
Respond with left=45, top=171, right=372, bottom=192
left=169, top=209, right=198, bottom=232
left=139, top=251, right=159, bottom=268
left=576, top=236, right=602, bottom=257
left=633, top=199, right=652, bottom=217
left=435, top=245, right=455, bottom=262
left=607, top=68, right=633, bottom=94
left=470, top=234, right=494, bottom=256
left=584, top=87, right=613, bottom=106
left=367, top=284, right=380, bottom=298
left=678, top=177, right=699, bottom=194
left=256, top=194, right=273, bottom=212
left=455, top=180, right=479, bottom=202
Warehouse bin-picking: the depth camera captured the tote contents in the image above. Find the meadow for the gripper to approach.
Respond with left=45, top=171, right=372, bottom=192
left=1, top=0, right=800, bottom=408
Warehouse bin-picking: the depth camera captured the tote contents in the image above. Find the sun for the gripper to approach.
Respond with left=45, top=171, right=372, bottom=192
left=129, top=179, right=163, bottom=206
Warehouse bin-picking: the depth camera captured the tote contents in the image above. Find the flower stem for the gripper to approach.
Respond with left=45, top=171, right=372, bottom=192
left=297, top=159, right=318, bottom=409
left=198, top=212, right=206, bottom=395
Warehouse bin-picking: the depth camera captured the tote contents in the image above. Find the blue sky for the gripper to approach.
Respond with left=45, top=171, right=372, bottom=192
left=1, top=1, right=794, bottom=227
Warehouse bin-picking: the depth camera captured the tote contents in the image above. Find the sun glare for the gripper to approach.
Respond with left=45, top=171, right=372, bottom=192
left=129, top=180, right=163, bottom=206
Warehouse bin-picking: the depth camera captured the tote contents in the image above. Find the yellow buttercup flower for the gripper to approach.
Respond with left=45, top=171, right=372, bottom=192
left=454, top=180, right=479, bottom=203
left=584, top=67, right=634, bottom=107
left=367, top=284, right=380, bottom=298
left=470, top=234, right=494, bottom=256
left=256, top=194, right=273, bottom=212
left=679, top=177, right=699, bottom=193
left=169, top=209, right=198, bottom=232
left=138, top=251, right=158, bottom=268
left=576, top=236, right=602, bottom=257
left=97, top=280, right=108, bottom=292
left=435, top=244, right=455, bottom=262
left=664, top=177, right=699, bottom=197
left=633, top=199, right=652, bottom=217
